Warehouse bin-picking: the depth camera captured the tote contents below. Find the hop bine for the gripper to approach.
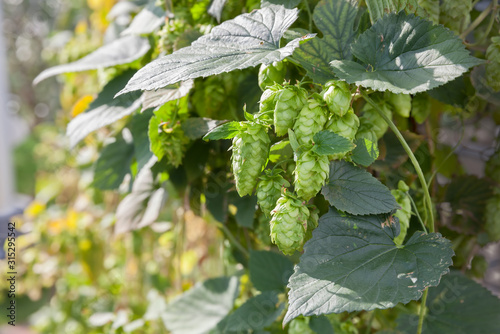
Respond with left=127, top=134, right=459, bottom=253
left=231, top=122, right=270, bottom=197
left=270, top=191, right=309, bottom=255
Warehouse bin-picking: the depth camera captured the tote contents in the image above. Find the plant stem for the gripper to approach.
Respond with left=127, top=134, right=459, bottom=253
left=216, top=222, right=249, bottom=258
left=407, top=192, right=427, bottom=234
left=417, top=289, right=429, bottom=334
left=361, top=91, right=435, bottom=234
left=460, top=0, right=497, bottom=40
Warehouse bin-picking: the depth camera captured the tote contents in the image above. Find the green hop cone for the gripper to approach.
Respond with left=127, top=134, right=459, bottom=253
left=294, top=149, right=329, bottom=201
left=355, top=125, right=378, bottom=144
left=411, top=94, right=431, bottom=124
left=258, top=61, right=286, bottom=90
left=288, top=317, right=314, bottom=334
left=359, top=98, right=392, bottom=139
left=385, top=92, right=411, bottom=118
left=485, top=37, right=500, bottom=92
left=270, top=191, right=309, bottom=255
left=485, top=194, right=500, bottom=242
left=160, top=122, right=189, bottom=167
left=326, top=107, right=360, bottom=141
left=256, top=169, right=290, bottom=217
left=391, top=181, right=412, bottom=245
left=259, top=84, right=281, bottom=114
left=231, top=122, right=270, bottom=196
left=293, top=96, right=328, bottom=146
left=274, top=85, right=308, bottom=136
left=440, top=0, right=472, bottom=34
left=418, top=0, right=440, bottom=24
left=321, top=80, right=352, bottom=117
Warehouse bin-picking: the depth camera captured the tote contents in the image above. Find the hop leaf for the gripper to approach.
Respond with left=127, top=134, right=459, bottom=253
left=294, top=149, right=329, bottom=201
left=258, top=61, right=286, bottom=90
left=232, top=122, right=271, bottom=196
left=325, top=107, right=360, bottom=142
left=274, top=85, right=308, bottom=136
left=321, top=80, right=352, bottom=117
left=293, top=97, right=328, bottom=146
left=257, top=169, right=290, bottom=217
left=270, top=192, right=309, bottom=255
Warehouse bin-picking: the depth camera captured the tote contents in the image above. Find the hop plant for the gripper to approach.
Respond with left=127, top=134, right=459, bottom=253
left=321, top=80, right=352, bottom=117
left=326, top=107, right=360, bottom=141
left=256, top=169, right=290, bottom=217
left=485, top=194, right=500, bottom=242
left=294, top=148, right=329, bottom=201
left=258, top=61, right=286, bottom=90
left=160, top=122, right=189, bottom=167
left=231, top=122, right=270, bottom=196
left=391, top=181, right=412, bottom=245
left=485, top=37, right=500, bottom=92
left=274, top=85, right=308, bottom=136
left=270, top=191, right=309, bottom=255
left=440, top=0, right=472, bottom=34
left=259, top=84, right=281, bottom=114
left=293, top=96, right=328, bottom=146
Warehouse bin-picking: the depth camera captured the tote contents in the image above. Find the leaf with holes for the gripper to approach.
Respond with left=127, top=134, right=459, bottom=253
left=292, top=0, right=359, bottom=84
left=118, top=5, right=309, bottom=94
left=321, top=160, right=398, bottom=215
left=331, top=12, right=483, bottom=94
left=284, top=208, right=454, bottom=324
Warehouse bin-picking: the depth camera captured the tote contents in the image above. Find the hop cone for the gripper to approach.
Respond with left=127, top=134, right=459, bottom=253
left=321, top=80, right=352, bottom=117
left=385, top=92, right=411, bottom=118
left=270, top=192, right=309, bottom=255
left=293, top=97, right=328, bottom=146
left=161, top=122, right=189, bottom=167
left=391, top=181, right=412, bottom=245
left=485, top=194, right=500, bottom=242
left=294, top=149, right=329, bottom=201
left=359, top=99, right=392, bottom=139
left=231, top=123, right=270, bottom=196
left=411, top=94, right=431, bottom=124
left=355, top=125, right=378, bottom=144
left=274, top=85, right=308, bottom=136
left=326, top=107, right=360, bottom=141
left=486, top=37, right=500, bottom=92
left=256, top=169, right=290, bottom=217
left=258, top=61, right=286, bottom=90
left=259, top=85, right=281, bottom=114
left=440, top=0, right=472, bottom=34
left=418, top=0, right=439, bottom=24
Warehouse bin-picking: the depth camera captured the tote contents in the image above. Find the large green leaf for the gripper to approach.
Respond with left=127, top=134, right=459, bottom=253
left=228, top=192, right=258, bottom=228
left=292, top=0, right=359, bottom=84
left=331, top=12, right=482, bottom=94
left=92, top=133, right=135, bottom=190
left=66, top=71, right=142, bottom=147
left=312, top=130, right=355, bottom=156
left=321, top=160, right=398, bottom=215
left=141, top=80, right=194, bottom=111
left=118, top=5, right=306, bottom=94
left=33, top=36, right=150, bottom=84
left=114, top=157, right=167, bottom=235
left=162, top=276, right=239, bottom=334
left=397, top=271, right=500, bottom=334
left=284, top=208, right=454, bottom=324
left=216, top=291, right=284, bottom=332
left=121, top=1, right=165, bottom=35
left=249, top=250, right=294, bottom=292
